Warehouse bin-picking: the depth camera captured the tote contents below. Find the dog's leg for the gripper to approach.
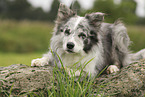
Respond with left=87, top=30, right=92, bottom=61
left=31, top=57, right=49, bottom=66
left=31, top=51, right=53, bottom=66
left=112, top=21, right=131, bottom=67
left=130, top=49, right=145, bottom=61
left=106, top=65, right=119, bottom=74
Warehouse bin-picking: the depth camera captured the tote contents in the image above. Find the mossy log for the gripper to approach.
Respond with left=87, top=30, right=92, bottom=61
left=0, top=60, right=145, bottom=96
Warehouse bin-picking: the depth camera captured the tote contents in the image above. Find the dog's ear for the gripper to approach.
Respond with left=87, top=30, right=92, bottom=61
left=85, top=12, right=105, bottom=27
left=56, top=3, right=76, bottom=23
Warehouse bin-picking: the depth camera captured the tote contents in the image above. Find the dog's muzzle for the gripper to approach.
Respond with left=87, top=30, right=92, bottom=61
left=66, top=42, right=75, bottom=53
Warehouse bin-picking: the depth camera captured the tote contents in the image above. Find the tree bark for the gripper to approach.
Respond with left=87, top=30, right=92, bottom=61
left=0, top=60, right=145, bottom=96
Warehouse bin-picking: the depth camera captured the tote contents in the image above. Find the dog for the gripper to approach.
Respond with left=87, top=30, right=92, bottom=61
left=31, top=3, right=145, bottom=78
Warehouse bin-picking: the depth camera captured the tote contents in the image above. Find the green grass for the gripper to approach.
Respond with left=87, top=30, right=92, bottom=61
left=127, top=25, right=145, bottom=52
left=46, top=64, right=96, bottom=97
left=0, top=19, right=53, bottom=53
left=0, top=52, right=43, bottom=67
left=0, top=20, right=53, bottom=67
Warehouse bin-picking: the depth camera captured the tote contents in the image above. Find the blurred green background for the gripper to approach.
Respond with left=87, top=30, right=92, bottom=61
left=0, top=0, right=145, bottom=66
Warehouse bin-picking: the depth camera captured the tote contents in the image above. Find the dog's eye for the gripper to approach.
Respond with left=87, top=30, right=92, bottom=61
left=90, top=30, right=96, bottom=35
left=60, top=28, right=63, bottom=32
left=78, top=33, right=86, bottom=39
left=64, top=29, right=71, bottom=36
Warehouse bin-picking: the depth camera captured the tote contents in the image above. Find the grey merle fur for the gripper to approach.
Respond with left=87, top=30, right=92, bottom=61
left=54, top=4, right=130, bottom=73
left=31, top=3, right=145, bottom=78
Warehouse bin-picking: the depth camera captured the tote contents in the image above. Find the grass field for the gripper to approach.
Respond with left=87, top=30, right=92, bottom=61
left=0, top=52, right=43, bottom=67
left=0, top=20, right=53, bottom=53
left=0, top=20, right=53, bottom=67
left=127, top=25, right=145, bottom=51
left=0, top=20, right=145, bottom=67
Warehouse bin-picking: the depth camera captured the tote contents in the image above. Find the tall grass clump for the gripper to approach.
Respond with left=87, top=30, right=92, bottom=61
left=48, top=67, right=106, bottom=97
left=47, top=67, right=94, bottom=97
left=43, top=52, right=94, bottom=97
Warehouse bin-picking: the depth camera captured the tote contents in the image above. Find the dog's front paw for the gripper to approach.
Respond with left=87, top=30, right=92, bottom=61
left=31, top=58, right=48, bottom=66
left=107, top=65, right=119, bottom=74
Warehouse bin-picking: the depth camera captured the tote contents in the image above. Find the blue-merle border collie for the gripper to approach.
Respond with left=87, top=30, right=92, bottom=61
left=31, top=3, right=145, bottom=78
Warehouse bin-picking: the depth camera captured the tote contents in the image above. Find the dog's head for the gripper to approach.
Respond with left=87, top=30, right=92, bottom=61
left=54, top=3, right=104, bottom=54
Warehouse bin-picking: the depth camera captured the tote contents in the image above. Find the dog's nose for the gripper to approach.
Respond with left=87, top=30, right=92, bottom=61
left=67, top=42, right=75, bottom=49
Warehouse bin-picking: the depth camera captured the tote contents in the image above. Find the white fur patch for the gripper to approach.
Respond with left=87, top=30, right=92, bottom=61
left=107, top=65, right=119, bottom=74
left=73, top=17, right=84, bottom=29
left=31, top=57, right=49, bottom=66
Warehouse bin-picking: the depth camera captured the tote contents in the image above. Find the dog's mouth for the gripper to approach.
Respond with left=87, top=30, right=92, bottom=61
left=66, top=49, right=75, bottom=53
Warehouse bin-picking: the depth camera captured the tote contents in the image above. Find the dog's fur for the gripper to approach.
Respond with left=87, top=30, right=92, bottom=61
left=31, top=4, right=145, bottom=78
